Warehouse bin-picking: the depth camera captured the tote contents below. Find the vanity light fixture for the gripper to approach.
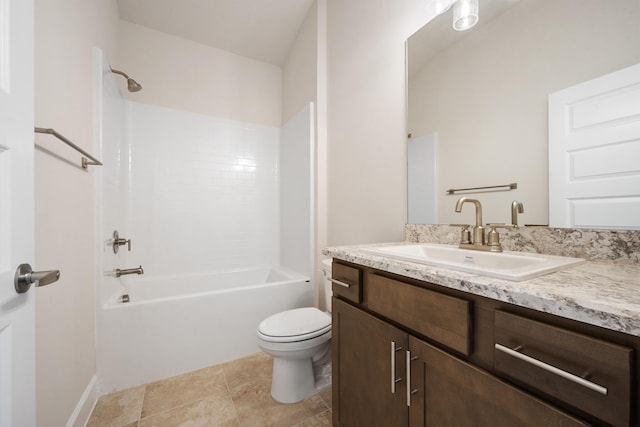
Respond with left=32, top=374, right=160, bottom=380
left=433, top=0, right=455, bottom=14
left=452, top=0, right=479, bottom=31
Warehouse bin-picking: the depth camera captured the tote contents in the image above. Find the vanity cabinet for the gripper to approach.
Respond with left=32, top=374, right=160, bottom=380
left=332, top=297, right=408, bottom=427
left=333, top=297, right=588, bottom=427
left=332, top=260, right=637, bottom=427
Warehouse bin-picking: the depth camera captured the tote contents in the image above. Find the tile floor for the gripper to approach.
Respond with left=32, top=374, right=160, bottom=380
left=87, top=352, right=332, bottom=427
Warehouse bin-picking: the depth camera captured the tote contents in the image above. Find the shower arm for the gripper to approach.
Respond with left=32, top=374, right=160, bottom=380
left=110, top=67, right=142, bottom=92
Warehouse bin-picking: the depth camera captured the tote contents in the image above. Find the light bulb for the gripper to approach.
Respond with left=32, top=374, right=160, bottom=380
left=453, top=0, right=479, bottom=31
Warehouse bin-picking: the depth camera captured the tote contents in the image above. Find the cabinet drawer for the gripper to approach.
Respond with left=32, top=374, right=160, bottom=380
left=494, top=310, right=632, bottom=427
left=331, top=263, right=362, bottom=303
left=366, top=274, right=472, bottom=355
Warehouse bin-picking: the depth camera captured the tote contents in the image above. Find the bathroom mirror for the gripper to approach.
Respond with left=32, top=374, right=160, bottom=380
left=407, top=0, right=640, bottom=226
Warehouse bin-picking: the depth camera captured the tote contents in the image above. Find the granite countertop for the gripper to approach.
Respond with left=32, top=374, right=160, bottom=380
left=323, top=242, right=640, bottom=338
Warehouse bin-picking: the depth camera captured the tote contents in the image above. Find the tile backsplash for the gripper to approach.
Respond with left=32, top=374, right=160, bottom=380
left=406, top=224, right=640, bottom=264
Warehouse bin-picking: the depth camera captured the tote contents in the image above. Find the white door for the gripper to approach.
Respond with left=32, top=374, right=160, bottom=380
left=0, top=0, right=35, bottom=426
left=549, top=63, right=640, bottom=229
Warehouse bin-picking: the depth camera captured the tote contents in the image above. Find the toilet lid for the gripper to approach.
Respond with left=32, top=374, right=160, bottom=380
left=258, top=307, right=331, bottom=339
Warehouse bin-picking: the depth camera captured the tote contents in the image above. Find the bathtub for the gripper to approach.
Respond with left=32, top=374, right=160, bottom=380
left=97, top=267, right=313, bottom=393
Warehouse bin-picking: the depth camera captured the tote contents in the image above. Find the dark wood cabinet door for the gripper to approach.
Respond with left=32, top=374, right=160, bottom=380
left=408, top=336, right=590, bottom=427
left=333, top=298, right=409, bottom=427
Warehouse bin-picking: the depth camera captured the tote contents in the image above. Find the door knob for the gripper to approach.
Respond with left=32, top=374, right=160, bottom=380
left=14, top=263, right=60, bottom=294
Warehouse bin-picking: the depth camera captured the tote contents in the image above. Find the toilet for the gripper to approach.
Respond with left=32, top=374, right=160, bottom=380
left=257, top=259, right=333, bottom=403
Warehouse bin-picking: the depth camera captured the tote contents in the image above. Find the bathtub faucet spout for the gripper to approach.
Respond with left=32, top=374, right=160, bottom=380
left=115, top=266, right=144, bottom=277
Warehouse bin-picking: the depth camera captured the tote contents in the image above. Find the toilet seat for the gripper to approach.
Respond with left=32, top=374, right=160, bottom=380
left=258, top=307, right=331, bottom=343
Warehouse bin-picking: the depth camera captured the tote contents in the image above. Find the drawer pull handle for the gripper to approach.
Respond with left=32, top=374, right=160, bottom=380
left=391, top=341, right=402, bottom=394
left=495, top=343, right=608, bottom=396
left=406, top=351, right=419, bottom=407
left=330, top=278, right=351, bottom=288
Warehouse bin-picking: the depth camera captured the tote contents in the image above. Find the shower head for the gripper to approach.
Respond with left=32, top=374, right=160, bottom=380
left=126, top=78, right=142, bottom=92
left=110, top=68, right=142, bottom=92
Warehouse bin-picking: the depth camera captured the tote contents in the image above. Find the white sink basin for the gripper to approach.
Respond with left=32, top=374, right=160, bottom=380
left=362, top=243, right=584, bottom=281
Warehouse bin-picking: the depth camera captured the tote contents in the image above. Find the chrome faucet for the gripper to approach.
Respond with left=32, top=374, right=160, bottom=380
left=115, top=266, right=144, bottom=277
left=454, top=198, right=523, bottom=253
left=455, top=197, right=485, bottom=246
left=511, top=201, right=524, bottom=226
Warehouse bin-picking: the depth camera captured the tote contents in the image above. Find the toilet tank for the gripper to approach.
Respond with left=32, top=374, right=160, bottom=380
left=321, top=258, right=333, bottom=311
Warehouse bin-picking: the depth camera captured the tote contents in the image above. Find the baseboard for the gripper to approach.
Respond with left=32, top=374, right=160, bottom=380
left=66, top=375, right=98, bottom=427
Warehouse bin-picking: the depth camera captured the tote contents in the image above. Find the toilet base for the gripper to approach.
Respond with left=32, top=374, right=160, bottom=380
left=270, top=346, right=332, bottom=404
left=271, top=357, right=316, bottom=403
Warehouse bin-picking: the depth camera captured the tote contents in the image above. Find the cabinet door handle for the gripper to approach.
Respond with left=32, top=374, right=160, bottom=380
left=391, top=341, right=402, bottom=393
left=495, top=343, right=608, bottom=395
left=329, top=278, right=351, bottom=288
left=406, top=351, right=419, bottom=407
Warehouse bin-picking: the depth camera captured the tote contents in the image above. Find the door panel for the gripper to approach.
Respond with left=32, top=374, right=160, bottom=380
left=333, top=298, right=408, bottom=427
left=0, top=0, right=35, bottom=426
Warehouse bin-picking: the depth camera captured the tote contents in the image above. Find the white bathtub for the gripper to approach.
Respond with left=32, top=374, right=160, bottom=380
left=97, top=267, right=313, bottom=393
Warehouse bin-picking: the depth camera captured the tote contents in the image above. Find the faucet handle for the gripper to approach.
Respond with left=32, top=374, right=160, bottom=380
left=485, top=224, right=518, bottom=252
left=457, top=225, right=472, bottom=244
left=112, top=230, right=132, bottom=254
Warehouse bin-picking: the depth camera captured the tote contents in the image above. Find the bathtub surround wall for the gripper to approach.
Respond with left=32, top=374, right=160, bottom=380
left=406, top=224, right=640, bottom=264
left=119, top=102, right=281, bottom=279
left=280, top=104, right=315, bottom=277
left=116, top=100, right=316, bottom=281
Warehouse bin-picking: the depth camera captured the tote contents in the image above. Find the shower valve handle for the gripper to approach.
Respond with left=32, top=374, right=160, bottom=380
left=112, top=230, right=131, bottom=254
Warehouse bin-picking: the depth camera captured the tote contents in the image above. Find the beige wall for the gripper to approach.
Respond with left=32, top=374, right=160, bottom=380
left=326, top=0, right=430, bottom=246
left=409, top=0, right=640, bottom=226
left=118, top=20, right=282, bottom=127
left=33, top=0, right=119, bottom=425
left=282, top=3, right=318, bottom=125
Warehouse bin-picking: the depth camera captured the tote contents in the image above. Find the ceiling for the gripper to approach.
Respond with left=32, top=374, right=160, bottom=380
left=117, top=0, right=315, bottom=66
